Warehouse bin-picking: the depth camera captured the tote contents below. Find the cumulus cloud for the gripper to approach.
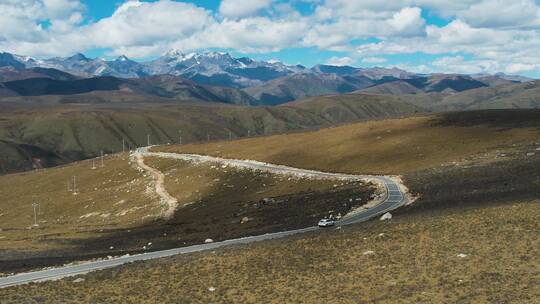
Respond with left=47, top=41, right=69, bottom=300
left=362, top=57, right=387, bottom=64
left=0, top=0, right=539, bottom=75
left=326, top=56, right=355, bottom=66
left=458, top=0, right=540, bottom=29
left=387, top=7, right=425, bottom=36
left=219, top=0, right=272, bottom=18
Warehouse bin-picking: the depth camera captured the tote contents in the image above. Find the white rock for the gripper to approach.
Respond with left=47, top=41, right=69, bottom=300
left=363, top=250, right=375, bottom=256
left=526, top=152, right=536, bottom=156
left=72, top=278, right=85, bottom=283
left=205, top=238, right=214, bottom=243
left=457, top=253, right=468, bottom=258
left=109, top=246, right=114, bottom=250
left=380, top=212, right=392, bottom=221
left=240, top=217, right=250, bottom=224
left=147, top=242, right=152, bottom=246
left=208, top=287, right=216, bottom=292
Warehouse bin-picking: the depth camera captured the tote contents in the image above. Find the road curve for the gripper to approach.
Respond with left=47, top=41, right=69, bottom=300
left=0, top=148, right=408, bottom=289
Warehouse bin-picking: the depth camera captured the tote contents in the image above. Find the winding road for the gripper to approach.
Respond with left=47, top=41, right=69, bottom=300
left=0, top=147, right=408, bottom=288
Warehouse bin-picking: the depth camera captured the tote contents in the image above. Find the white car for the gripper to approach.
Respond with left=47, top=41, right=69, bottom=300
left=318, top=218, right=335, bottom=227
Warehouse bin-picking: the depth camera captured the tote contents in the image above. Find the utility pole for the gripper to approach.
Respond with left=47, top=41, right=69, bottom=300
left=72, top=176, right=79, bottom=195
left=207, top=133, right=210, bottom=142
left=100, top=151, right=104, bottom=168
left=229, top=131, right=232, bottom=141
left=178, top=130, right=182, bottom=145
left=32, top=202, right=39, bottom=227
left=122, top=139, right=125, bottom=153
left=67, top=180, right=72, bottom=192
left=92, top=158, right=96, bottom=170
left=248, top=130, right=251, bottom=137
left=147, top=134, right=151, bottom=146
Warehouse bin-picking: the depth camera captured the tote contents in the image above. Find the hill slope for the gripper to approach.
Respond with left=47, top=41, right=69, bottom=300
left=397, top=80, right=540, bottom=111
left=358, top=74, right=487, bottom=95
left=158, top=109, right=540, bottom=175
left=0, top=95, right=420, bottom=174
left=243, top=73, right=371, bottom=105
left=0, top=75, right=258, bottom=105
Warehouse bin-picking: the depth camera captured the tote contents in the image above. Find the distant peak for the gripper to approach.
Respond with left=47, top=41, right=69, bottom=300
left=204, top=51, right=230, bottom=57
left=116, top=55, right=130, bottom=62
left=165, top=49, right=184, bottom=57
left=69, top=53, right=89, bottom=61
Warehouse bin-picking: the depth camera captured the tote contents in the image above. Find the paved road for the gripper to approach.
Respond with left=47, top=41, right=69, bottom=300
left=0, top=150, right=408, bottom=288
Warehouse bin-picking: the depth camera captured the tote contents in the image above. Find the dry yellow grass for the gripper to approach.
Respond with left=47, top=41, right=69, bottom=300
left=156, top=114, right=539, bottom=174
left=0, top=152, right=371, bottom=262
left=0, top=153, right=164, bottom=252
left=3, top=198, right=537, bottom=303
left=144, top=156, right=357, bottom=210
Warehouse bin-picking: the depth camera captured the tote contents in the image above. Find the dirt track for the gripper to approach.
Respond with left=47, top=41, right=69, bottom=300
left=133, top=152, right=178, bottom=219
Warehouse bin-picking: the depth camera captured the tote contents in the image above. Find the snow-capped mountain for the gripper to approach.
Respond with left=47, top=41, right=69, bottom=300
left=147, top=50, right=305, bottom=88
left=1, top=51, right=305, bottom=87
left=33, top=53, right=148, bottom=78
left=1, top=51, right=534, bottom=94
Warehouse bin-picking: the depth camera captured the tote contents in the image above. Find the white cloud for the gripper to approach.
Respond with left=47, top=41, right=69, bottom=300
left=86, top=1, right=212, bottom=49
left=326, top=56, right=355, bottom=66
left=387, top=7, right=425, bottom=36
left=458, top=0, right=540, bottom=29
left=219, top=0, right=272, bottom=18
left=42, top=0, right=84, bottom=19
left=175, top=16, right=309, bottom=53
left=0, top=0, right=539, bottom=76
left=505, top=63, right=539, bottom=74
left=362, top=57, right=387, bottom=64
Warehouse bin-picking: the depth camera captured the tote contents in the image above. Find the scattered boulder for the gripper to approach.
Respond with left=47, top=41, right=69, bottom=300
left=380, top=212, right=392, bottom=221
left=240, top=217, right=250, bottom=224
left=526, top=152, right=536, bottom=157
left=363, top=250, right=375, bottom=256
left=205, top=238, right=214, bottom=243
left=262, top=198, right=275, bottom=204
left=72, top=278, right=85, bottom=283
left=457, top=253, right=468, bottom=258
left=208, top=287, right=216, bottom=292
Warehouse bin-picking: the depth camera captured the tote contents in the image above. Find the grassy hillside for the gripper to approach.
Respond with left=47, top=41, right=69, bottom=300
left=1, top=75, right=258, bottom=106
left=0, top=95, right=420, bottom=174
left=1, top=109, right=539, bottom=302
left=243, top=73, right=366, bottom=105
left=157, top=110, right=540, bottom=175
left=385, top=80, right=540, bottom=112
left=0, top=151, right=373, bottom=273
left=5, top=200, right=536, bottom=303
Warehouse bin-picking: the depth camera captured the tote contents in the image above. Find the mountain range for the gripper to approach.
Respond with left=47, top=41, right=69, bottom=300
left=0, top=51, right=535, bottom=105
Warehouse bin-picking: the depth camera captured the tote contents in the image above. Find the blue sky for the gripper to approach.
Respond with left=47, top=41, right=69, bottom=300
left=80, top=1, right=448, bottom=68
left=2, top=1, right=540, bottom=77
